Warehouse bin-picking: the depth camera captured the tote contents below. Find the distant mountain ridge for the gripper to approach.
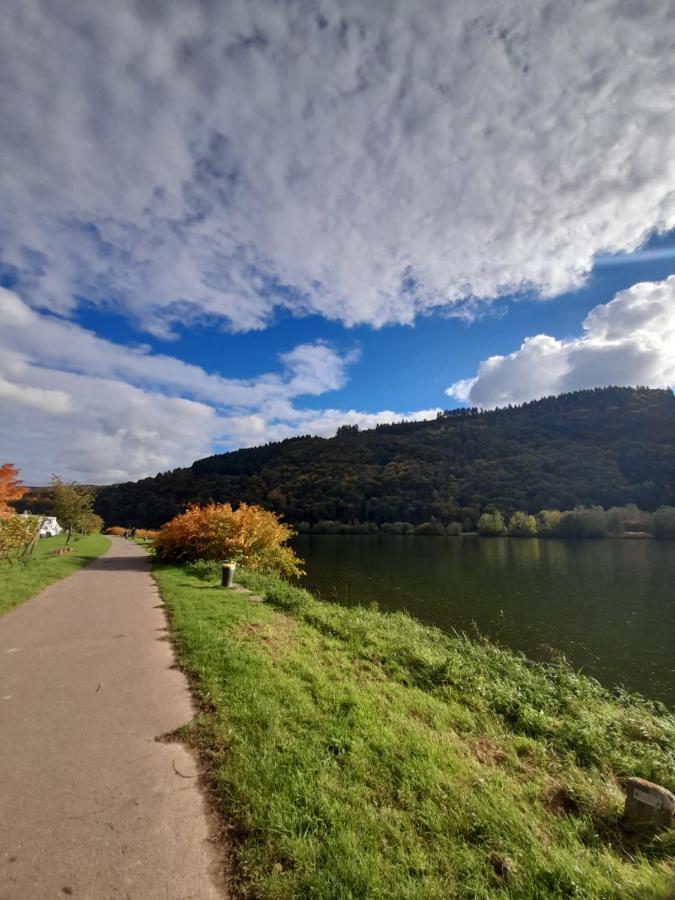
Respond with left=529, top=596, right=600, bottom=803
left=94, top=387, right=675, bottom=529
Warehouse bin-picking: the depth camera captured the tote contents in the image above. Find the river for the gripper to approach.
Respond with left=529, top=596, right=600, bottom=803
left=294, top=535, right=675, bottom=707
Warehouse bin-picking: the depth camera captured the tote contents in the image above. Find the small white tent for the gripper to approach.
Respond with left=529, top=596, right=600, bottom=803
left=21, top=512, right=62, bottom=537
left=39, top=516, right=62, bottom=537
left=40, top=516, right=63, bottom=537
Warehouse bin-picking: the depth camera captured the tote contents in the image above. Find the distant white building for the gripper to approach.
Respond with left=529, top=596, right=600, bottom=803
left=39, top=516, right=63, bottom=537
left=20, top=512, right=63, bottom=537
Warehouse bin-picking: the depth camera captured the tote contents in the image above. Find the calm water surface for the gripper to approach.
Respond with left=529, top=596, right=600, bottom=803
left=295, top=535, right=675, bottom=707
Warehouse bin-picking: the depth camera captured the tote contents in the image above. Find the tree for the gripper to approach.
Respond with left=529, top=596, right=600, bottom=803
left=607, top=503, right=652, bottom=535
left=477, top=511, right=507, bottom=536
left=557, top=507, right=607, bottom=539
left=414, top=520, right=446, bottom=535
left=94, top=387, right=675, bottom=530
left=0, top=514, right=41, bottom=561
left=606, top=506, right=625, bottom=535
left=536, top=509, right=562, bottom=536
left=622, top=503, right=651, bottom=533
left=153, top=502, right=304, bottom=577
left=508, top=511, right=537, bottom=537
left=653, top=506, right=675, bottom=539
left=79, top=511, right=103, bottom=534
left=0, top=463, right=27, bottom=517
left=336, top=424, right=359, bottom=436
left=381, top=521, right=415, bottom=534
left=51, top=476, right=95, bottom=543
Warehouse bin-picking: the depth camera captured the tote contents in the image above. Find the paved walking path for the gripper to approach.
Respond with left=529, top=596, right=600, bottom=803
left=0, top=538, right=226, bottom=900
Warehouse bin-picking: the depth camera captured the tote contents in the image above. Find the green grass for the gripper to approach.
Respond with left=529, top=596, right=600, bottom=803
left=153, top=563, right=674, bottom=900
left=0, top=533, right=110, bottom=616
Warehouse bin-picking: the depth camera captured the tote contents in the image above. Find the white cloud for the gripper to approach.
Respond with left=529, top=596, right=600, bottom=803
left=1, top=368, right=222, bottom=485
left=446, top=276, right=675, bottom=407
left=0, top=288, right=352, bottom=410
left=227, top=406, right=440, bottom=448
left=0, top=289, right=437, bottom=482
left=0, top=378, right=71, bottom=414
left=279, top=343, right=360, bottom=397
left=1, top=0, right=674, bottom=333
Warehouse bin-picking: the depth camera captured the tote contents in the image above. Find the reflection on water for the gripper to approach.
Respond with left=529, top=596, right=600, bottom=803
left=295, top=535, right=675, bottom=707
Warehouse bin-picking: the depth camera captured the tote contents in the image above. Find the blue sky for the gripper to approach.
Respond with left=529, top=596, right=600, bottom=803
left=73, top=230, right=675, bottom=417
left=1, top=1, right=674, bottom=483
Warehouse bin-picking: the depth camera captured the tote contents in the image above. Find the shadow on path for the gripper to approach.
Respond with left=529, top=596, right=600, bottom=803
left=85, top=551, right=150, bottom=573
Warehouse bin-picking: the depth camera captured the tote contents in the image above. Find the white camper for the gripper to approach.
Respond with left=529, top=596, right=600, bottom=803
left=20, top=512, right=63, bottom=537
left=38, top=516, right=62, bottom=537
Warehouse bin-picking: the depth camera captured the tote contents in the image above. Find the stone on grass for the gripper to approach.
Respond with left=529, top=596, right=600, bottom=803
left=623, top=777, right=675, bottom=832
left=489, top=851, right=515, bottom=881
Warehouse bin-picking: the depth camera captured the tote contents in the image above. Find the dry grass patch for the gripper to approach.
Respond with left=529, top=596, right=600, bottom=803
left=234, top=614, right=299, bottom=661
left=472, top=737, right=509, bottom=767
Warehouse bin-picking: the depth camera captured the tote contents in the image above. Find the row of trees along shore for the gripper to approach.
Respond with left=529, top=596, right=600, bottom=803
left=297, top=503, right=675, bottom=538
left=93, top=388, right=675, bottom=529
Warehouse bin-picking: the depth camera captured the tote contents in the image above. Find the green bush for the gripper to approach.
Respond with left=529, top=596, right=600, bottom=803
left=413, top=520, right=446, bottom=535
left=380, top=522, right=415, bottom=534
left=312, top=520, right=344, bottom=534
left=477, top=510, right=507, bottom=536
left=653, top=506, right=675, bottom=539
left=557, top=507, right=607, bottom=538
left=508, top=511, right=537, bottom=536
left=536, top=509, right=562, bottom=535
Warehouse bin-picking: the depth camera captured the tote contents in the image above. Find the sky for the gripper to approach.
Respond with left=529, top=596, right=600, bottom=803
left=1, top=0, right=675, bottom=484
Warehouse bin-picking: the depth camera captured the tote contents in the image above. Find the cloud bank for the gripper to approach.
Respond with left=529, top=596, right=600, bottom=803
left=2, top=0, right=674, bottom=334
left=0, top=289, right=438, bottom=483
left=447, top=276, right=675, bottom=407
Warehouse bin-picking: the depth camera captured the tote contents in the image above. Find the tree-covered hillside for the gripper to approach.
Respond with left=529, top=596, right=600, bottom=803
left=94, top=387, right=675, bottom=529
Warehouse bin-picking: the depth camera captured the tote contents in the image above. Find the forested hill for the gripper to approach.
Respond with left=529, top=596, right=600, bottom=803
left=94, top=387, right=675, bottom=529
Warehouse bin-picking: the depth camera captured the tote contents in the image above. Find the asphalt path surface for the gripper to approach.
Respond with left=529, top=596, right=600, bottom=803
left=0, top=537, right=226, bottom=899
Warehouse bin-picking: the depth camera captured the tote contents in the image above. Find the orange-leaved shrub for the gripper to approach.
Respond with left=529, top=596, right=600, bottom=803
left=153, top=502, right=303, bottom=577
left=0, top=463, right=26, bottom=518
left=105, top=526, right=127, bottom=536
left=135, top=528, right=159, bottom=540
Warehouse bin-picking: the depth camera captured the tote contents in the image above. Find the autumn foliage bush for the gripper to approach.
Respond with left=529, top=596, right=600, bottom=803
left=104, top=526, right=158, bottom=539
left=154, top=502, right=303, bottom=577
left=0, top=514, right=41, bottom=561
left=0, top=464, right=39, bottom=561
left=0, top=463, right=27, bottom=517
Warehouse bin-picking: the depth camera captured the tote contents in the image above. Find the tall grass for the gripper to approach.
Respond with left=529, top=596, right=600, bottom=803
left=155, top=563, right=674, bottom=899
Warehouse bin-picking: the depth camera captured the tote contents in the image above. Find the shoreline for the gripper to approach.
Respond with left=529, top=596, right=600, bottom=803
left=153, top=561, right=675, bottom=899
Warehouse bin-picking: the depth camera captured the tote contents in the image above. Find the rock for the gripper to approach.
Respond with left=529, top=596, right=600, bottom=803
left=623, top=777, right=675, bottom=832
left=489, top=851, right=515, bottom=881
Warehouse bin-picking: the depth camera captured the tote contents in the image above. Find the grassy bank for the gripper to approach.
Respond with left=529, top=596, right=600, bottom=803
left=154, top=563, right=674, bottom=899
left=0, top=534, right=109, bottom=616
